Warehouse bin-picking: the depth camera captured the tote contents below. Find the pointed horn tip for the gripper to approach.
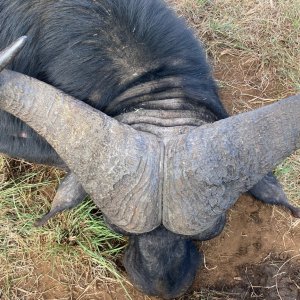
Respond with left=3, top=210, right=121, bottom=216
left=0, top=36, right=28, bottom=71
left=14, top=36, right=28, bottom=48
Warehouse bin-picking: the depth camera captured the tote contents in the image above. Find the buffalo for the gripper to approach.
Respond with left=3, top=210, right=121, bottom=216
left=0, top=0, right=299, bottom=298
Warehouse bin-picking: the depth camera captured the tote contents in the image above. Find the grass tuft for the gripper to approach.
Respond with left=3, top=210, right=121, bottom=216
left=275, top=150, right=300, bottom=207
left=0, top=157, right=127, bottom=299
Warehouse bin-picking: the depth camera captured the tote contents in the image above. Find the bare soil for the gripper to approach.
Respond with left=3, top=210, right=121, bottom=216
left=194, top=196, right=300, bottom=300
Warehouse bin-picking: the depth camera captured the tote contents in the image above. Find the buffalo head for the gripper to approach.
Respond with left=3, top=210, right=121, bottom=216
left=0, top=37, right=299, bottom=299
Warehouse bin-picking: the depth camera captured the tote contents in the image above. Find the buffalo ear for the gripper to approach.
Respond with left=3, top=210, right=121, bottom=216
left=249, top=172, right=300, bottom=217
left=35, top=173, right=87, bottom=227
left=0, top=36, right=27, bottom=72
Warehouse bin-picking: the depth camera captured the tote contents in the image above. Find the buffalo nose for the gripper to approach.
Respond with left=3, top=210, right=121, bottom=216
left=123, top=226, right=202, bottom=299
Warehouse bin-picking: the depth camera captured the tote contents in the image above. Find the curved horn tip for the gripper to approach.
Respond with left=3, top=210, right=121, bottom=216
left=0, top=36, right=27, bottom=72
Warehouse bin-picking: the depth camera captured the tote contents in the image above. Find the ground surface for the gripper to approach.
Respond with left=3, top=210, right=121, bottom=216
left=1, top=0, right=300, bottom=299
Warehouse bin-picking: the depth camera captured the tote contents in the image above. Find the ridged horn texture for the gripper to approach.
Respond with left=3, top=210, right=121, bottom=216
left=1, top=40, right=300, bottom=236
left=163, top=94, right=300, bottom=235
left=0, top=36, right=27, bottom=72
left=0, top=69, right=162, bottom=233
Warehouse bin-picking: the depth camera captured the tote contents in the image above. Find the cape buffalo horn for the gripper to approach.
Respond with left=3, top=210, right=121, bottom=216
left=0, top=53, right=162, bottom=234
left=163, top=94, right=300, bottom=235
left=1, top=39, right=299, bottom=236
left=0, top=36, right=27, bottom=72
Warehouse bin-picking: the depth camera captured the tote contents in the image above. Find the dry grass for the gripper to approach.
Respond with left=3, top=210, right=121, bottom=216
left=276, top=150, right=300, bottom=207
left=1, top=0, right=300, bottom=299
left=173, top=0, right=300, bottom=91
left=0, top=157, right=127, bottom=299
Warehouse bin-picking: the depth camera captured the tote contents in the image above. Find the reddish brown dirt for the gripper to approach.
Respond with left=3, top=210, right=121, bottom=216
left=194, top=196, right=300, bottom=299
left=213, top=54, right=289, bottom=114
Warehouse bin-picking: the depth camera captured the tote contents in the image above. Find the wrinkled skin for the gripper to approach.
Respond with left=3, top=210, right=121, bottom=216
left=0, top=1, right=299, bottom=298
